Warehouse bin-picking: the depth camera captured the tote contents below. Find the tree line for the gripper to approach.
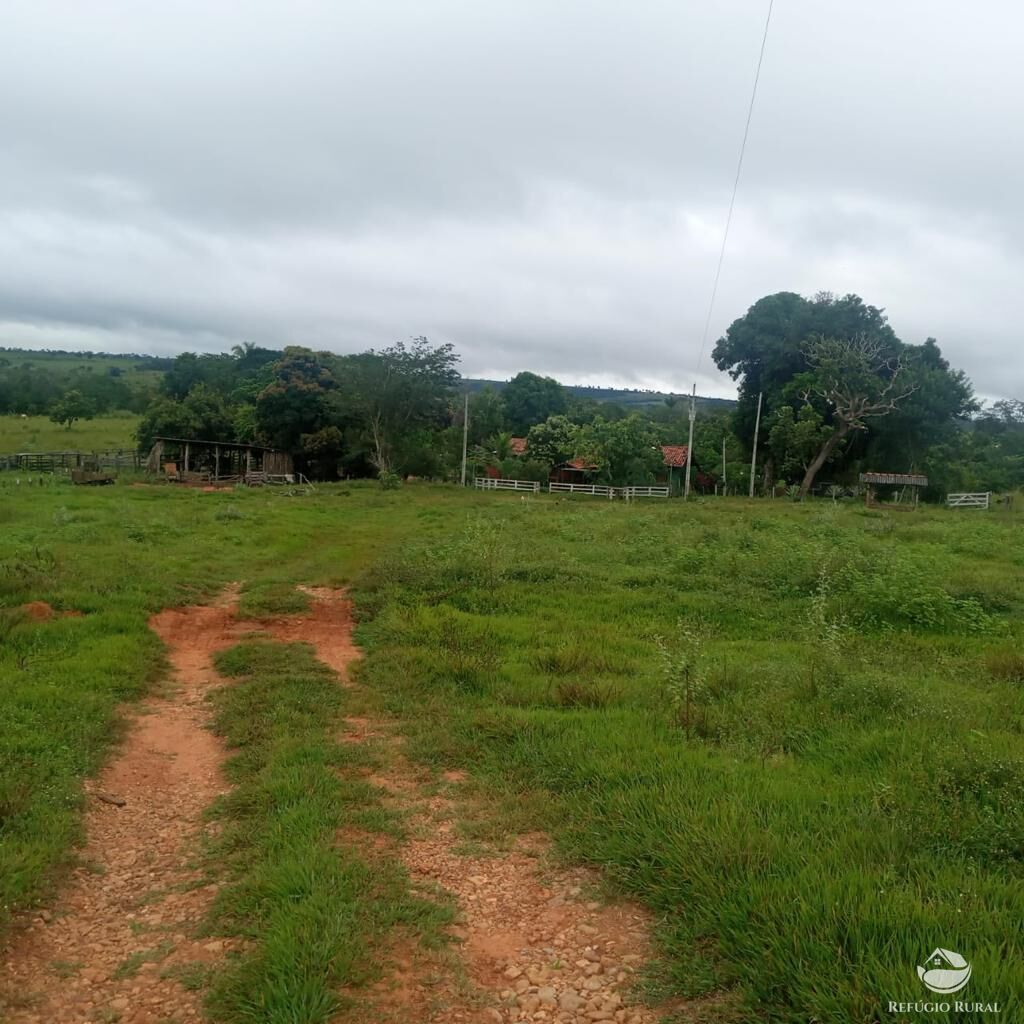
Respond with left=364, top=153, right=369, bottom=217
left=6, top=290, right=1023, bottom=494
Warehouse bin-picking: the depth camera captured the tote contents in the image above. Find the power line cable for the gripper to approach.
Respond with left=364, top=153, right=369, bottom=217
left=694, top=0, right=775, bottom=373
left=684, top=0, right=774, bottom=499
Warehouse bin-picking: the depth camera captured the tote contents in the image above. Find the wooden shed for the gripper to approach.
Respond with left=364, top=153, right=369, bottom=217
left=145, top=437, right=294, bottom=486
left=859, top=471, right=929, bottom=506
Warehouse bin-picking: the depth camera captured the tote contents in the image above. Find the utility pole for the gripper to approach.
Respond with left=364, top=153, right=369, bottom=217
left=683, top=383, right=697, bottom=500
left=748, top=390, right=763, bottom=498
left=459, top=392, right=469, bottom=487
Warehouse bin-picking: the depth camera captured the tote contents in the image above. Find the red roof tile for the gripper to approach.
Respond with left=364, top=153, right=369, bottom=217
left=661, top=445, right=689, bottom=468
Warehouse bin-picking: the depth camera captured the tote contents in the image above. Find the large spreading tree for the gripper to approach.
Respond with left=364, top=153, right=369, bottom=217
left=793, top=336, right=918, bottom=497
left=501, top=371, right=567, bottom=434
left=714, top=291, right=973, bottom=494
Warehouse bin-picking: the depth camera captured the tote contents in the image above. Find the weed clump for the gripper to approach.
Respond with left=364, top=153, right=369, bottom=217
left=984, top=646, right=1024, bottom=684
left=552, top=679, right=619, bottom=709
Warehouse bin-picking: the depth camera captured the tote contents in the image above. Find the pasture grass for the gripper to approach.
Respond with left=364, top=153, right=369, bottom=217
left=0, top=478, right=442, bottom=932
left=353, top=494, right=1024, bottom=1022
left=0, top=412, right=142, bottom=453
left=1, top=478, right=1022, bottom=1022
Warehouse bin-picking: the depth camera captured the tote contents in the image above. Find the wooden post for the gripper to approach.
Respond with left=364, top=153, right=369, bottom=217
left=215, top=446, right=220, bottom=482
left=460, top=392, right=469, bottom=487
left=184, top=443, right=190, bottom=473
left=748, top=391, right=763, bottom=498
left=722, top=436, right=727, bottom=495
left=246, top=449, right=252, bottom=479
left=684, top=384, right=696, bottom=500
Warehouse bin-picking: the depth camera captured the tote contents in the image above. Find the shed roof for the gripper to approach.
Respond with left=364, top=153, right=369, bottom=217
left=661, top=444, right=690, bottom=468
left=859, top=472, right=929, bottom=487
left=153, top=436, right=282, bottom=453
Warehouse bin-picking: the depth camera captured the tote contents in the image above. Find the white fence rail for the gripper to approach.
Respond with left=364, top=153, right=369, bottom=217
left=548, top=483, right=670, bottom=499
left=474, top=477, right=541, bottom=493
left=548, top=482, right=617, bottom=497
left=620, top=486, right=670, bottom=499
left=475, top=478, right=672, bottom=499
left=947, top=492, right=991, bottom=510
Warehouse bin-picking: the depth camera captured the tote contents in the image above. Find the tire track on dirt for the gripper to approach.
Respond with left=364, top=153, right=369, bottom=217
left=3, top=584, right=691, bottom=1024
left=291, top=593, right=672, bottom=1024
left=1, top=586, right=245, bottom=1023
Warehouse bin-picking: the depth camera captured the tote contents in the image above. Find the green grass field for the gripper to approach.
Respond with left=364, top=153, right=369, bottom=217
left=0, top=413, right=142, bottom=453
left=1, top=480, right=1022, bottom=1022
left=0, top=348, right=163, bottom=389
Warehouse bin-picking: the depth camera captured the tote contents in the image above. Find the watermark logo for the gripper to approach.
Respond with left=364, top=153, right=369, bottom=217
left=917, top=948, right=972, bottom=995
left=888, top=947, right=1000, bottom=1015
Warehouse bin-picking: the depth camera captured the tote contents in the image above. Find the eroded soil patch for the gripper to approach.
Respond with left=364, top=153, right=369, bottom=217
left=0, top=587, right=243, bottom=1023
left=359, top=761, right=662, bottom=1024
left=3, top=582, right=676, bottom=1024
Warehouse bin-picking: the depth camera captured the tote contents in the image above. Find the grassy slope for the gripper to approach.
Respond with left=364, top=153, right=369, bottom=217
left=1, top=481, right=1022, bottom=1022
left=352, top=495, right=1024, bottom=1022
left=0, top=413, right=142, bottom=453
left=0, top=349, right=162, bottom=390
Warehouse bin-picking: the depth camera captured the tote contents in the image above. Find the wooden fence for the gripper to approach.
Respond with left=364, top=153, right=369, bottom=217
left=474, top=477, right=542, bottom=493
left=475, top=479, right=672, bottom=499
left=0, top=449, right=142, bottom=473
left=947, top=492, right=991, bottom=510
left=548, top=482, right=617, bottom=498
left=548, top=483, right=669, bottom=499
left=620, top=486, right=670, bottom=499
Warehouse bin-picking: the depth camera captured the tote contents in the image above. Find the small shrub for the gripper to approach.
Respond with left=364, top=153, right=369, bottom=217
left=378, top=470, right=401, bottom=490
left=654, top=621, right=708, bottom=737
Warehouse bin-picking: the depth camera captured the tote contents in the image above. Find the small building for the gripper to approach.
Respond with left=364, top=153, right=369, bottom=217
left=658, top=444, right=713, bottom=492
left=550, top=457, right=600, bottom=484
left=145, top=437, right=294, bottom=486
left=859, top=471, right=929, bottom=506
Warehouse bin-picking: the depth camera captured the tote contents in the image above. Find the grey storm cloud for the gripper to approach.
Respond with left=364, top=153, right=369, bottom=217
left=1, top=0, right=1022, bottom=399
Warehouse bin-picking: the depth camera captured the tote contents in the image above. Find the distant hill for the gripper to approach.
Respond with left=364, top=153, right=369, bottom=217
left=0, top=348, right=735, bottom=412
left=464, top=378, right=735, bottom=411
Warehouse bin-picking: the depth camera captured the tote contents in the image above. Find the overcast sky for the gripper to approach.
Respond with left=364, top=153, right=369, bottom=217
left=2, top=1, right=1020, bottom=399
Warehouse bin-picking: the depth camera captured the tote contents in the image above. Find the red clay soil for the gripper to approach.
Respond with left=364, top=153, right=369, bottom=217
left=358, top=757, right=666, bottom=1024
left=263, top=586, right=361, bottom=681
left=2, top=584, right=685, bottom=1024
left=0, top=587, right=244, bottom=1024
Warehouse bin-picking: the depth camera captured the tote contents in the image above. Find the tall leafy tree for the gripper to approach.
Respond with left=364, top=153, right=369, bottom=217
left=862, top=337, right=976, bottom=469
left=525, top=415, right=578, bottom=467
left=713, top=291, right=899, bottom=484
left=135, top=383, right=236, bottom=451
left=501, top=371, right=567, bottom=434
left=794, top=336, right=917, bottom=497
left=254, top=347, right=337, bottom=453
left=332, top=337, right=459, bottom=474
left=577, top=415, right=663, bottom=486
left=467, top=386, right=506, bottom=444
left=766, top=405, right=837, bottom=485
left=48, top=390, right=96, bottom=430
